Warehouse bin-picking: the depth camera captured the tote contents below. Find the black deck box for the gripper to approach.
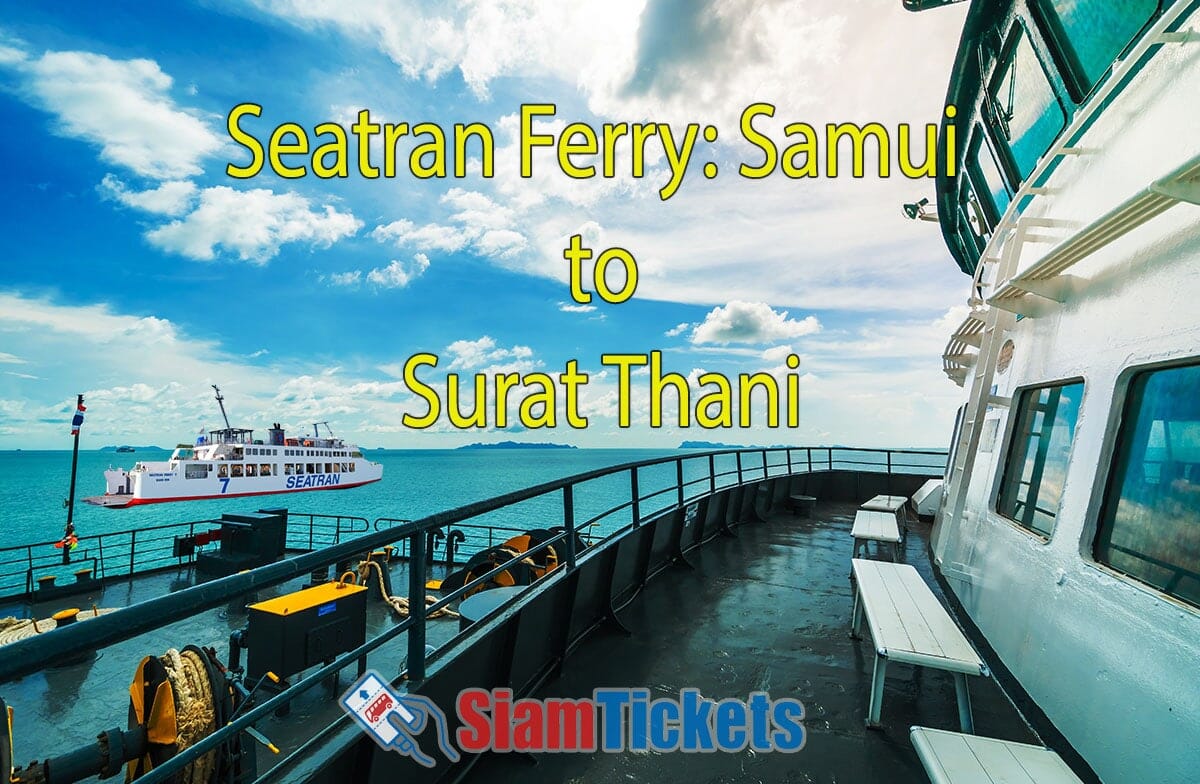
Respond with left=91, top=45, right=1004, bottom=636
left=245, top=582, right=367, bottom=680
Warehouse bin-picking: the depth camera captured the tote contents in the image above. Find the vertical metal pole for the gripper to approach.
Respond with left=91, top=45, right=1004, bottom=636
left=630, top=469, right=641, bottom=526
left=761, top=450, right=768, bottom=478
left=562, top=485, right=576, bottom=569
left=129, top=531, right=136, bottom=576
left=736, top=452, right=743, bottom=485
left=676, top=459, right=685, bottom=506
left=708, top=454, right=716, bottom=493
left=786, top=449, right=792, bottom=475
left=407, top=532, right=427, bottom=682
left=63, top=393, right=83, bottom=565
left=807, top=447, right=812, bottom=473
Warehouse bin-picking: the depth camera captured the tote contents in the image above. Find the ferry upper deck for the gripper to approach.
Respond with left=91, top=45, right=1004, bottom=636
left=0, top=448, right=1097, bottom=784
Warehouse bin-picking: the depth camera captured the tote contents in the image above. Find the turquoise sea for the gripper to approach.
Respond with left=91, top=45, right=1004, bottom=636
left=0, top=446, right=943, bottom=557
left=0, top=448, right=731, bottom=549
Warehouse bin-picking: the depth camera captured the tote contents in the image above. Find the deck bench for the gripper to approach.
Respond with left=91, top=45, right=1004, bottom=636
left=861, top=494, right=911, bottom=538
left=850, top=559, right=987, bottom=732
left=851, top=510, right=902, bottom=561
left=910, top=727, right=1083, bottom=784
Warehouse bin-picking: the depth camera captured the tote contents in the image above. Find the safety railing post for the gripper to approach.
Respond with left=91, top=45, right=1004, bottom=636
left=736, top=452, right=744, bottom=485
left=807, top=447, right=812, bottom=473
left=709, top=454, right=716, bottom=493
left=309, top=516, right=315, bottom=550
left=129, top=530, right=137, bottom=576
left=407, top=531, right=427, bottom=683
left=562, top=485, right=577, bottom=570
left=787, top=449, right=792, bottom=475
left=761, top=450, right=768, bottom=478
left=631, top=468, right=641, bottom=526
left=676, top=458, right=685, bottom=507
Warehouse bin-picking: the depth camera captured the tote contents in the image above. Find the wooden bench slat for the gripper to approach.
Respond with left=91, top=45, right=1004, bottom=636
left=910, top=727, right=1083, bottom=784
left=852, top=560, right=984, bottom=671
left=861, top=494, right=908, bottom=513
left=851, top=510, right=901, bottom=543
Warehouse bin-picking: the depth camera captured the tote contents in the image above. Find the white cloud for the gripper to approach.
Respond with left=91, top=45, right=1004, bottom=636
left=21, top=50, right=222, bottom=179
left=372, top=219, right=469, bottom=253
left=665, top=322, right=691, bottom=337
left=4, top=371, right=39, bottom=380
left=366, top=253, right=430, bottom=288
left=559, top=302, right=596, bottom=313
left=99, top=174, right=197, bottom=216
left=0, top=352, right=26, bottom=364
left=444, top=336, right=534, bottom=370
left=146, top=186, right=362, bottom=262
left=327, top=270, right=363, bottom=286
left=691, top=301, right=821, bottom=345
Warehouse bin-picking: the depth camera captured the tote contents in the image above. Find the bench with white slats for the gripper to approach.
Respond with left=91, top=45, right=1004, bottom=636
left=850, top=559, right=987, bottom=732
left=851, top=509, right=902, bottom=561
left=910, top=726, right=1084, bottom=784
left=861, top=493, right=911, bottom=539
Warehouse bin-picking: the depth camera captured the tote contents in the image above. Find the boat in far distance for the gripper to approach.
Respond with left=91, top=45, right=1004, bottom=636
left=114, top=445, right=135, bottom=453
left=83, top=386, right=383, bottom=508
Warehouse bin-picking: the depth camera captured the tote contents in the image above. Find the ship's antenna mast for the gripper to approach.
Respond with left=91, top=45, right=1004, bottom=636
left=212, top=384, right=232, bottom=430
left=314, top=421, right=334, bottom=438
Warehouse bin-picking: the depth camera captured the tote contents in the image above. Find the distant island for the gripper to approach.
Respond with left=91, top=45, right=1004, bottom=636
left=99, top=445, right=163, bottom=451
left=678, top=441, right=796, bottom=450
left=457, top=441, right=577, bottom=450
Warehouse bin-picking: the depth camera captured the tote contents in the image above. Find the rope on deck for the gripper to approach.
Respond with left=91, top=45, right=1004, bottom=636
left=356, top=559, right=459, bottom=620
left=0, top=607, right=119, bottom=647
left=161, top=647, right=217, bottom=784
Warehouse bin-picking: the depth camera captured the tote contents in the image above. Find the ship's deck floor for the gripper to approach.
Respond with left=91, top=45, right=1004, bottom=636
left=467, top=501, right=1047, bottom=784
left=2, top=501, right=1057, bottom=783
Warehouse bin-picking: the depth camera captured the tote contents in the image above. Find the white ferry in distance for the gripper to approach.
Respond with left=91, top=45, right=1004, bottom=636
left=83, top=386, right=383, bottom=508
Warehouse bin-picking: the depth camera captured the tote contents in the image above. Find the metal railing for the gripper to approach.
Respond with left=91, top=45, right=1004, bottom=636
left=0, top=446, right=945, bottom=784
left=0, top=512, right=370, bottom=602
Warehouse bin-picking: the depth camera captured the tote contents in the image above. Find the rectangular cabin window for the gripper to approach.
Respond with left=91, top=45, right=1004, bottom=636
left=260, top=463, right=271, bottom=476
left=997, top=381, right=1085, bottom=537
left=185, top=463, right=209, bottom=480
left=231, top=464, right=244, bottom=478
left=325, top=463, right=333, bottom=473
left=245, top=464, right=257, bottom=477
left=349, top=462, right=355, bottom=472
left=296, top=463, right=305, bottom=475
left=1095, top=362, right=1200, bottom=607
left=988, top=24, right=1067, bottom=181
left=1034, top=0, right=1157, bottom=96
left=306, top=463, right=315, bottom=474
left=218, top=464, right=228, bottom=479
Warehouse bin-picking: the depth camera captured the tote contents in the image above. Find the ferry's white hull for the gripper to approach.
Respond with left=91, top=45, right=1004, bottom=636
left=86, top=459, right=384, bottom=508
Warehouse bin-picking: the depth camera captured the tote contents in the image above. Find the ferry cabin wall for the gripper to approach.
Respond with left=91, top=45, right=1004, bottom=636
left=933, top=2, right=1200, bottom=778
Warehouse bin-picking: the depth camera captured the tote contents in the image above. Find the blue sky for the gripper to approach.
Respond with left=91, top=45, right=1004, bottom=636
left=0, top=0, right=971, bottom=449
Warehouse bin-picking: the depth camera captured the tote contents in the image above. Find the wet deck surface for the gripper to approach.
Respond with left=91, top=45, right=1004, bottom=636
left=468, top=502, right=1042, bottom=784
left=2, top=501, right=1045, bottom=783
left=0, top=554, right=466, bottom=773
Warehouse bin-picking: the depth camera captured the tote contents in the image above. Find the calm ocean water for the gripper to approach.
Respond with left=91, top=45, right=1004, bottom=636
left=0, top=448, right=729, bottom=549
left=0, top=446, right=941, bottom=553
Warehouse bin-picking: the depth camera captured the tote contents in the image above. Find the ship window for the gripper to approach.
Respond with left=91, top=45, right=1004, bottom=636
left=232, top=464, right=244, bottom=478
left=218, top=464, right=228, bottom=479
left=997, top=380, right=1085, bottom=537
left=260, top=463, right=271, bottom=476
left=284, top=464, right=293, bottom=475
left=988, top=24, right=1067, bottom=181
left=1034, top=0, right=1157, bottom=96
left=325, top=463, right=333, bottom=473
left=306, top=463, right=315, bottom=474
left=349, top=462, right=355, bottom=472
left=246, top=464, right=258, bottom=477
left=970, top=129, right=1011, bottom=220
left=185, top=464, right=209, bottom=480
left=1095, top=362, right=1200, bottom=607
left=295, top=463, right=305, bottom=474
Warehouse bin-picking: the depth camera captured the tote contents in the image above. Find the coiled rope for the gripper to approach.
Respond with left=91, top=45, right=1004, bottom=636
left=0, top=608, right=118, bottom=647
left=355, top=559, right=459, bottom=619
left=160, top=647, right=217, bottom=784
